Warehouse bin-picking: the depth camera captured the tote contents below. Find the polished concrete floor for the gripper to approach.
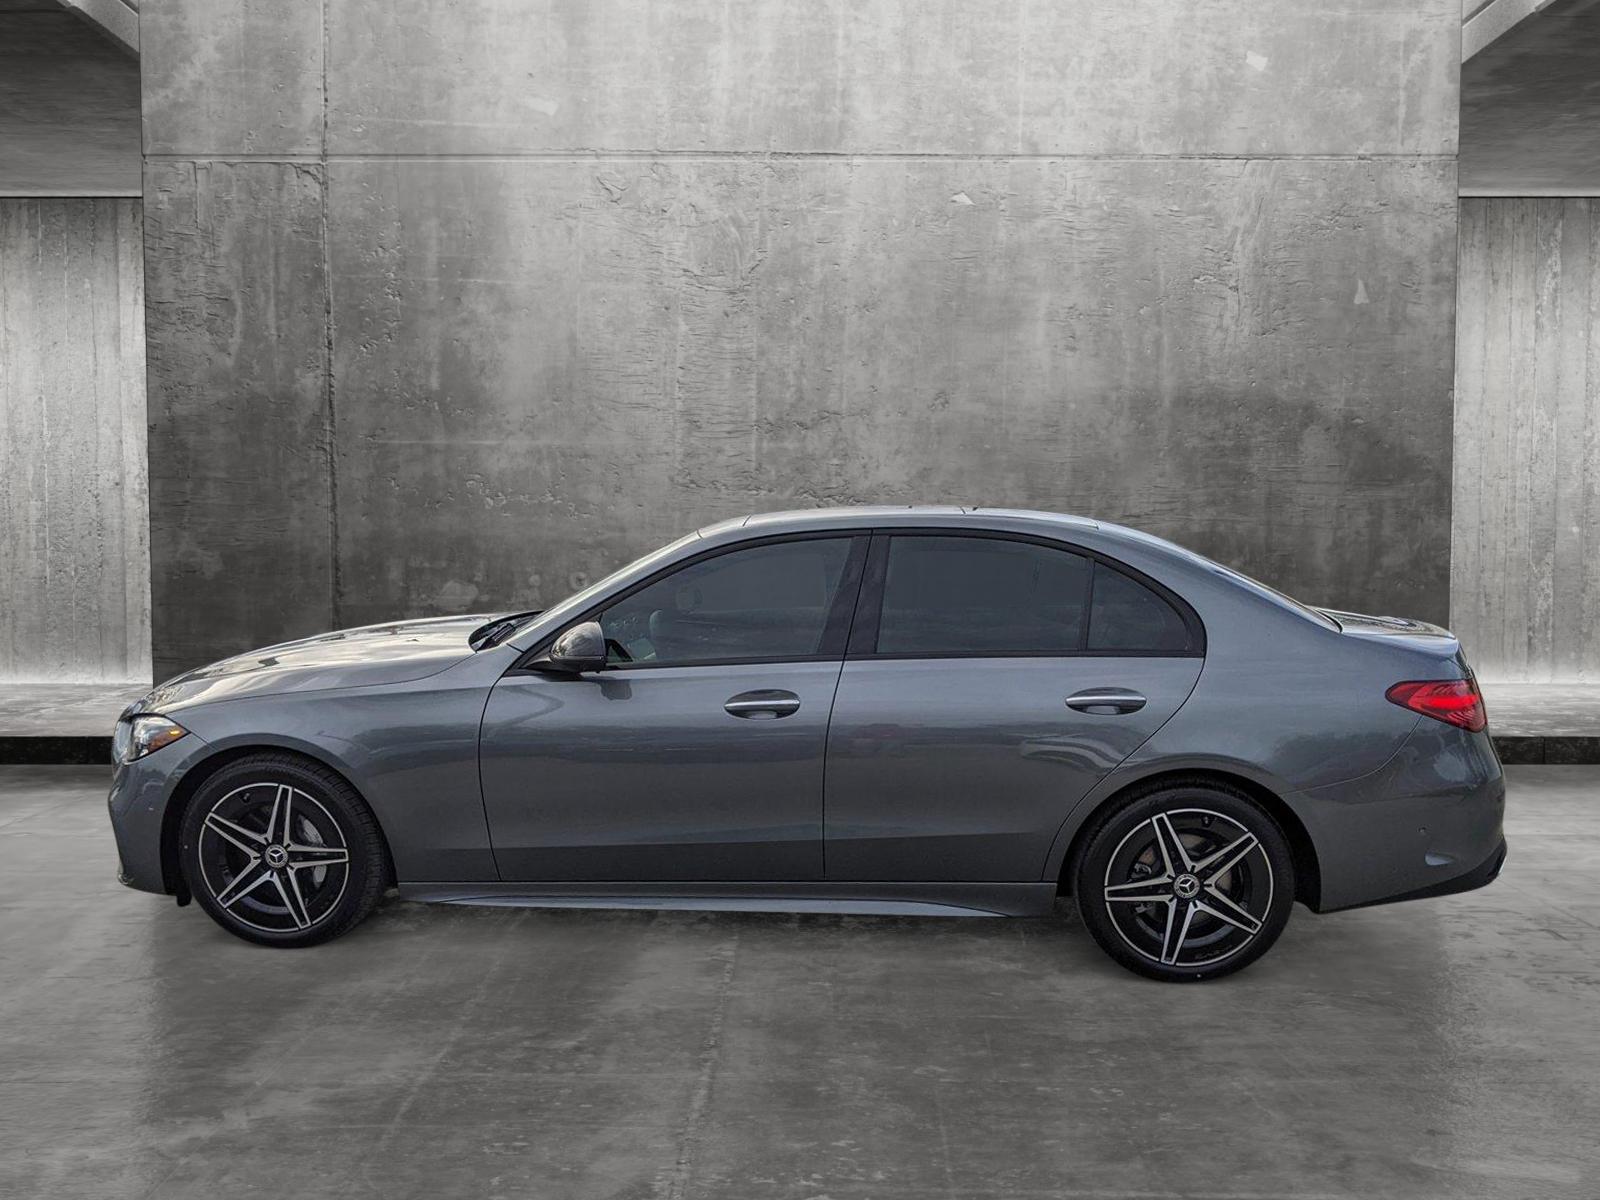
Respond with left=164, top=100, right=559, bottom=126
left=1, top=767, right=1596, bottom=1199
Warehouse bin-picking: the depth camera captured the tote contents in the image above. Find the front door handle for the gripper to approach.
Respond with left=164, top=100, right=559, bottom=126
left=724, top=689, right=802, bottom=719
left=1066, top=688, right=1148, bottom=715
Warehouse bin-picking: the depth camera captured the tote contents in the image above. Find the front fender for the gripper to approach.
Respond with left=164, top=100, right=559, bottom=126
left=169, top=670, right=500, bottom=884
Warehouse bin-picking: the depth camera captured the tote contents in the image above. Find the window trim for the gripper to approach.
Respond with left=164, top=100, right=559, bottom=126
left=847, top=529, right=1205, bottom=661
left=510, top=531, right=871, bottom=674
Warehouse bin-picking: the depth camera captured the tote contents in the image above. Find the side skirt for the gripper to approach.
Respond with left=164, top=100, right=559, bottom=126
left=396, top=880, right=1058, bottom=918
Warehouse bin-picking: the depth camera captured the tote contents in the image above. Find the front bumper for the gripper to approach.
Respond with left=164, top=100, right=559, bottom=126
left=107, top=730, right=210, bottom=896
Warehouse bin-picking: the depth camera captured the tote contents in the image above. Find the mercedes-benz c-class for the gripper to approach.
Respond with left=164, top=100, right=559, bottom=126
left=108, top=508, right=1505, bottom=981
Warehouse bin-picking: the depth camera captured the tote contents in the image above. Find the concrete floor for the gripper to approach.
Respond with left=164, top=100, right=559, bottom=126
left=0, top=683, right=148, bottom=736
left=1, top=767, right=1596, bottom=1199
left=1479, top=681, right=1600, bottom=737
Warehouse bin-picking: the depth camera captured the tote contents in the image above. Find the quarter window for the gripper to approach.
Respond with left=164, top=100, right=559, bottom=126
left=1087, top=563, right=1191, bottom=652
left=875, top=536, right=1091, bottom=655
left=598, top=538, right=854, bottom=665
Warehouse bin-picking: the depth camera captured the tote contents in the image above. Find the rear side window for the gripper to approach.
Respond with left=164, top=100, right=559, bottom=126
left=876, top=536, right=1090, bottom=655
left=1087, top=562, right=1191, bottom=652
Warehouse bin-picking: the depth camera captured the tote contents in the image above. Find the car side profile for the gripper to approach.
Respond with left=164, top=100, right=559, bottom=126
left=108, top=507, right=1505, bottom=981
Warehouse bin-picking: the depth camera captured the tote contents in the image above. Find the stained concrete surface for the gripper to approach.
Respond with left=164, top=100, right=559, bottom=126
left=140, top=160, right=332, bottom=672
left=318, top=0, right=1459, bottom=158
left=142, top=0, right=1463, bottom=678
left=140, top=0, right=1460, bottom=158
left=1, top=765, right=1596, bottom=1198
left=326, top=155, right=1458, bottom=635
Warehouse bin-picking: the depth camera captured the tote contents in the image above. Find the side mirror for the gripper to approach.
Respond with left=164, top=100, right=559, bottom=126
left=540, top=621, right=607, bottom=674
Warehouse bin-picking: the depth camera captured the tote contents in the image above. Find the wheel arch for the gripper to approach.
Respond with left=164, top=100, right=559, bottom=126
left=159, top=743, right=397, bottom=901
left=1054, top=768, right=1322, bottom=909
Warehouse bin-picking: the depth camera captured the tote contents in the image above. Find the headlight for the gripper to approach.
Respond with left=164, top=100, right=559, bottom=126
left=114, top=715, right=189, bottom=763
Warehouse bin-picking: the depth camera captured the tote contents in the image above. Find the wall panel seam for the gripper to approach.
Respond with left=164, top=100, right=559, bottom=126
left=320, top=0, right=339, bottom=629
left=143, top=152, right=1461, bottom=165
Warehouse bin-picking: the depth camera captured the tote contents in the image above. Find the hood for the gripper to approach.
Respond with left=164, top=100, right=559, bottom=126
left=128, top=614, right=508, bottom=716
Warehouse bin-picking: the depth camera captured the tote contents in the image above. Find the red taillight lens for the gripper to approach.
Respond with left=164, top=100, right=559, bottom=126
left=1385, top=679, right=1487, bottom=733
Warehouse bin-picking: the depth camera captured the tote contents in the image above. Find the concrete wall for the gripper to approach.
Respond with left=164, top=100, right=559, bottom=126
left=1454, top=197, right=1600, bottom=681
left=142, top=0, right=1462, bottom=676
left=0, top=198, right=150, bottom=683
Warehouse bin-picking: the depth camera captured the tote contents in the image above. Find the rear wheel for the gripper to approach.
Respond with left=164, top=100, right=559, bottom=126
left=179, top=754, right=387, bottom=947
left=1074, top=783, right=1294, bottom=982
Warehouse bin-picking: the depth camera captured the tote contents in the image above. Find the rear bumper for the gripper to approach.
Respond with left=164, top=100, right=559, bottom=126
left=1292, top=721, right=1506, bottom=913
left=1339, top=839, right=1506, bottom=910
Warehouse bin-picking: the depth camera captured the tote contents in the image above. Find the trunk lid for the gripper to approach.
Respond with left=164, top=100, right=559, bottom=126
left=1314, top=609, right=1451, bottom=639
left=1314, top=608, right=1469, bottom=675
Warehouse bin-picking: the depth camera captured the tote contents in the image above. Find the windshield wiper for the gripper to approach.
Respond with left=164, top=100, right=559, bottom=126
left=469, top=610, right=542, bottom=651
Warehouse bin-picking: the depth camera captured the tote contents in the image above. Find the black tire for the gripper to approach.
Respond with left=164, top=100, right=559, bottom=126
left=1074, top=781, right=1295, bottom=982
left=179, top=753, right=388, bottom=948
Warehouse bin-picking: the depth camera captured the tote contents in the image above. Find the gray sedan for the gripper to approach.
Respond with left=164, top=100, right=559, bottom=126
left=108, top=507, right=1505, bottom=981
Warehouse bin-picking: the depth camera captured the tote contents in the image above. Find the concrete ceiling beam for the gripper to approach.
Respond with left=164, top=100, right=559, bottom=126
left=1463, top=0, right=1600, bottom=58
left=63, top=0, right=138, bottom=56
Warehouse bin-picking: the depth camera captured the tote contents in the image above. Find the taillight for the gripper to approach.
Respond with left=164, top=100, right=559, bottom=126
left=1385, top=678, right=1487, bottom=733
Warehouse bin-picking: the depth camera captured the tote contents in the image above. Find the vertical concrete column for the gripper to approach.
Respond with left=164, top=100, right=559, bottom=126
left=142, top=2, right=331, bottom=677
left=0, top=199, right=150, bottom=683
left=1454, top=197, right=1600, bottom=681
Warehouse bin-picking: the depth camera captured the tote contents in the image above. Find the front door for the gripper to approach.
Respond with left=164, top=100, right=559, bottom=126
left=824, top=533, right=1204, bottom=881
left=480, top=534, right=866, bottom=881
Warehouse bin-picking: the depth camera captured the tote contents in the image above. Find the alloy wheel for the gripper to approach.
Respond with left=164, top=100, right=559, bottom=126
left=196, top=782, right=351, bottom=934
left=1101, top=807, right=1274, bottom=970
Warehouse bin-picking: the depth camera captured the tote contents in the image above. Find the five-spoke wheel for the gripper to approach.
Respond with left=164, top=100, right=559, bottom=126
left=1075, top=783, right=1294, bottom=981
left=179, top=754, right=388, bottom=947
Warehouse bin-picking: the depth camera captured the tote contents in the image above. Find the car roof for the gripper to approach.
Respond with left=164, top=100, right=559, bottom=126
left=698, top=506, right=1101, bottom=537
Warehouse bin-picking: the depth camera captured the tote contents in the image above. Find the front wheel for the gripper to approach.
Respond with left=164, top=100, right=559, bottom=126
left=1074, top=783, right=1295, bottom=982
left=179, top=753, right=388, bottom=947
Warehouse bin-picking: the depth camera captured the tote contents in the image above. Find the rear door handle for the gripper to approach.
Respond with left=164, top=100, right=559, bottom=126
left=1066, top=688, right=1148, bottom=715
left=724, top=689, right=802, bottom=719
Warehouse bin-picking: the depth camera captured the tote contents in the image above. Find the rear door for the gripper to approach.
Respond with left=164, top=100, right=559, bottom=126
left=823, top=532, right=1204, bottom=881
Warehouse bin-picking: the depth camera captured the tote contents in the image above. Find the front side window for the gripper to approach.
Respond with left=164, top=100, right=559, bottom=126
left=598, top=538, right=854, bottom=665
left=876, top=536, right=1091, bottom=655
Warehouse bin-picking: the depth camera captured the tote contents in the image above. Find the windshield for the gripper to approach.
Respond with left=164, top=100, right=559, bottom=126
left=503, top=531, right=703, bottom=643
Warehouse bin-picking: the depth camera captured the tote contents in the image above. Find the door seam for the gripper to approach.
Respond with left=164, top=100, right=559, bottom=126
left=820, top=536, right=875, bottom=878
